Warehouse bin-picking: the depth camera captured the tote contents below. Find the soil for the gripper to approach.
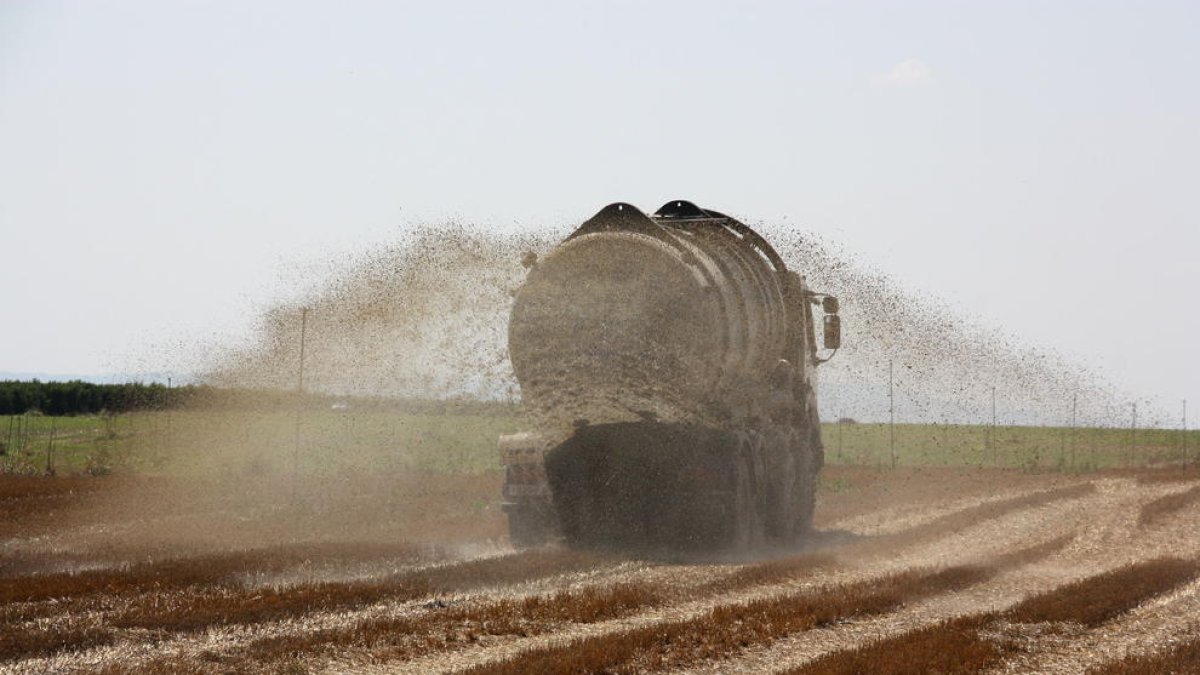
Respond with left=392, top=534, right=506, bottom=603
left=3, top=464, right=1197, bottom=674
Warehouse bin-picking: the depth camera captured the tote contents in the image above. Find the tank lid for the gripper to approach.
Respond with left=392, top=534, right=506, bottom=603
left=567, top=202, right=660, bottom=240
left=653, top=200, right=715, bottom=220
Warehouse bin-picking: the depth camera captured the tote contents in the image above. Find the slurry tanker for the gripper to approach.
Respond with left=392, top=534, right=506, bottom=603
left=499, top=200, right=840, bottom=551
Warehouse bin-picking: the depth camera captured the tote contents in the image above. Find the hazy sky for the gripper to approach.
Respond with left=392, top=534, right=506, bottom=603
left=1, top=1, right=1196, bottom=415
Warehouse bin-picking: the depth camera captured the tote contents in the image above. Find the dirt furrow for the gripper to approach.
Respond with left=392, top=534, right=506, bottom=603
left=828, top=485, right=1070, bottom=537
left=0, top=542, right=440, bottom=604
left=991, top=499, right=1200, bottom=674
left=1001, top=577, right=1200, bottom=675
left=341, top=483, right=1097, bottom=675
left=678, top=477, right=1184, bottom=675
left=63, top=550, right=830, bottom=674
left=1138, top=482, right=1200, bottom=527
left=0, top=475, right=963, bottom=671
left=1088, top=636, right=1200, bottom=675
left=0, top=548, right=624, bottom=669
left=775, top=557, right=1200, bottom=675
left=2, top=473, right=1157, bottom=675
left=2, top=560, right=651, bottom=675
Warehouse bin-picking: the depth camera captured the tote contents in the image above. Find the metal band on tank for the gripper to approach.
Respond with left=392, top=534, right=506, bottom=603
left=528, top=228, right=732, bottom=399
left=545, top=201, right=791, bottom=417
left=667, top=228, right=757, bottom=380
left=652, top=203, right=790, bottom=372
left=655, top=218, right=788, bottom=385
left=709, top=222, right=788, bottom=371
left=564, top=203, right=736, bottom=389
left=702, top=210, right=790, bottom=274
left=698, top=215, right=790, bottom=370
left=658, top=231, right=741, bottom=392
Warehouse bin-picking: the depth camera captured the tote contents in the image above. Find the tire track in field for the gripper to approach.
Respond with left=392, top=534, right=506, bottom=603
left=59, top=548, right=807, bottom=674
left=2, top=555, right=654, bottom=675
left=339, top=482, right=1097, bottom=675
left=0, top=541, right=478, bottom=633
left=991, top=496, right=1200, bottom=675
left=772, top=557, right=1200, bottom=675
left=0, top=542, right=442, bottom=604
left=0, top=549, right=463, bottom=646
left=372, top=475, right=1171, bottom=672
left=826, top=485, right=1067, bottom=537
left=997, top=576, right=1200, bottom=675
left=0, top=502, right=301, bottom=572
left=465, top=566, right=1001, bottom=675
left=1137, top=481, right=1200, bottom=527
left=0, top=478, right=896, bottom=673
left=0, top=548, right=627, bottom=670
left=0, top=480, right=1097, bottom=674
left=683, top=477, right=1198, bottom=675
left=1, top=560, right=459, bottom=670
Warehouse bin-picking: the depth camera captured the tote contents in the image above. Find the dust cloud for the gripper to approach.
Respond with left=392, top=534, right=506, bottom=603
left=764, top=225, right=1135, bottom=427
left=205, top=225, right=547, bottom=400
left=44, top=215, right=1135, bottom=561
left=206, top=218, right=1135, bottom=428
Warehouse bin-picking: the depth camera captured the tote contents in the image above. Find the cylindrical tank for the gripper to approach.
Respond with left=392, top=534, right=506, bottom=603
left=509, top=201, right=793, bottom=429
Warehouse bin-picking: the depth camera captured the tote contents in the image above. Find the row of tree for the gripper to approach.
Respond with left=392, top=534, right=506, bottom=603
left=0, top=380, right=518, bottom=417
left=0, top=380, right=194, bottom=415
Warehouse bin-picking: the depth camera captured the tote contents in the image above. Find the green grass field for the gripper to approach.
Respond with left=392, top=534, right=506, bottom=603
left=823, top=421, right=1198, bottom=471
left=1, top=411, right=1196, bottom=476
left=0, top=410, right=521, bottom=476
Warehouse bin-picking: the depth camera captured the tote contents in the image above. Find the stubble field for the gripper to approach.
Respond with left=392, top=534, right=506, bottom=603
left=4, top=420, right=1200, bottom=675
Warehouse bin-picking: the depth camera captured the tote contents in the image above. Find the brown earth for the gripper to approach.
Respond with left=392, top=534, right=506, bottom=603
left=2, top=464, right=1198, bottom=674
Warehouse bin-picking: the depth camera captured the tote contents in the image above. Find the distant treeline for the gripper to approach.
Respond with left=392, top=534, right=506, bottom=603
left=0, top=380, right=181, bottom=415
left=0, top=380, right=518, bottom=417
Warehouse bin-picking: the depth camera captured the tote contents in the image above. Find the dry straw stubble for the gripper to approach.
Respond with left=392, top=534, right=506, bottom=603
left=465, top=564, right=996, bottom=675
left=788, top=556, right=1200, bottom=675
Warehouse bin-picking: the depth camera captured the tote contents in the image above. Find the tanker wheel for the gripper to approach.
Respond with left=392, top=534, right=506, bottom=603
left=730, top=453, right=754, bottom=550
left=793, top=428, right=819, bottom=537
left=507, top=502, right=555, bottom=548
left=764, top=427, right=801, bottom=545
left=729, top=433, right=765, bottom=552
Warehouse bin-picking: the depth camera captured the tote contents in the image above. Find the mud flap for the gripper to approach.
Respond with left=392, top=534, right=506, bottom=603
left=499, top=432, right=558, bottom=547
left=762, top=426, right=800, bottom=543
left=545, top=423, right=741, bottom=552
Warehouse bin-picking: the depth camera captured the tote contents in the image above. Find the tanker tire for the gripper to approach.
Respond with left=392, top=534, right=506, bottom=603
left=544, top=436, right=592, bottom=549
left=781, top=456, right=804, bottom=544
left=730, top=434, right=766, bottom=552
left=794, top=428, right=818, bottom=537
left=763, top=428, right=798, bottom=544
left=731, top=455, right=754, bottom=551
left=507, top=503, right=555, bottom=548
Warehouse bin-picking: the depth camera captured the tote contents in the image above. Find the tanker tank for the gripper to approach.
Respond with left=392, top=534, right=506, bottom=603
left=500, top=200, right=841, bottom=552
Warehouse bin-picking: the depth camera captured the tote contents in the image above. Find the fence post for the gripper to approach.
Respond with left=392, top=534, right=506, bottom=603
left=292, top=307, right=309, bottom=502
left=1182, top=399, right=1189, bottom=470
left=4, top=415, right=13, bottom=469
left=1059, top=421, right=1066, bottom=470
left=46, top=418, right=56, bottom=475
left=1069, top=392, right=1078, bottom=471
left=990, top=386, right=997, bottom=467
left=165, top=376, right=173, bottom=456
left=888, top=360, right=896, bottom=469
left=1128, top=402, right=1137, bottom=469
left=837, top=415, right=843, bottom=463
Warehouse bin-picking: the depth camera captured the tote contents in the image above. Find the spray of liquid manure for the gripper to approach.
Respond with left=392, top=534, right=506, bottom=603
left=205, top=219, right=1134, bottom=430
left=20, top=215, right=1147, bottom=589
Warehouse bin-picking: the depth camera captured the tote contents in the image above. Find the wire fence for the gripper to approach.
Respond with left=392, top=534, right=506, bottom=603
left=826, top=363, right=1193, bottom=472
left=825, top=418, right=1197, bottom=472
left=0, top=315, right=1193, bottom=477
